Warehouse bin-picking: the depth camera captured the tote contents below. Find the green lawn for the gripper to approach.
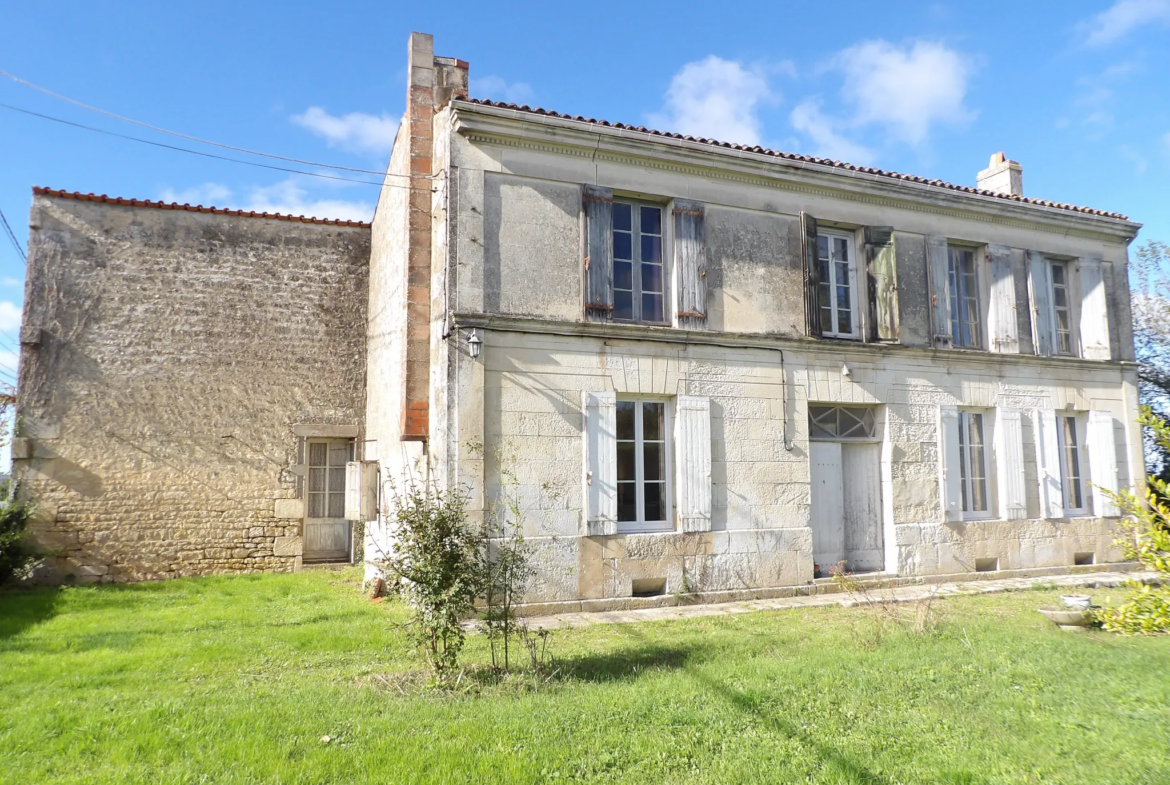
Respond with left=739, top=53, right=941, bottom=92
left=1, top=570, right=1168, bottom=785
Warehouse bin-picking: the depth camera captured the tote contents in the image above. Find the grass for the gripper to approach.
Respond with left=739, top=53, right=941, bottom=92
left=1, top=570, right=1168, bottom=785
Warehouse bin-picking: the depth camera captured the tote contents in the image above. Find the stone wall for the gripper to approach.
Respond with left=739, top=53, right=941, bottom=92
left=16, top=194, right=369, bottom=583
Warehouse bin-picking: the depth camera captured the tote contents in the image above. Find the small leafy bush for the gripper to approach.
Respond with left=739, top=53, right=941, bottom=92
left=0, top=501, right=36, bottom=585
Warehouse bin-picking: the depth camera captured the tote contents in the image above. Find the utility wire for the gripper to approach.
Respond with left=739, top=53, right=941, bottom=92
left=0, top=206, right=25, bottom=263
left=1, top=70, right=403, bottom=178
left=0, top=103, right=422, bottom=189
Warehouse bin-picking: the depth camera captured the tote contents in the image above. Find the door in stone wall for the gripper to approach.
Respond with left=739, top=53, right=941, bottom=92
left=303, top=440, right=353, bottom=563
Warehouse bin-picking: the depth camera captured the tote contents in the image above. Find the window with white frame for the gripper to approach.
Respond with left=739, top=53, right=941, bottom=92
left=948, top=245, right=981, bottom=348
left=1057, top=413, right=1086, bottom=514
left=615, top=398, right=670, bottom=531
left=1049, top=260, right=1075, bottom=356
left=612, top=201, right=665, bottom=324
left=816, top=230, right=859, bottom=338
left=957, top=410, right=990, bottom=516
left=306, top=440, right=353, bottom=518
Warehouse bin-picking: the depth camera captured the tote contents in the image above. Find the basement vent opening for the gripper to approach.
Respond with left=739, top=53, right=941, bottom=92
left=631, top=578, right=666, bottom=598
left=1074, top=552, right=1095, bottom=566
left=975, top=557, right=999, bottom=573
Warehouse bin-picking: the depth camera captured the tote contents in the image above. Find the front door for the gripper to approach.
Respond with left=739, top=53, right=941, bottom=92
left=303, top=440, right=353, bottom=563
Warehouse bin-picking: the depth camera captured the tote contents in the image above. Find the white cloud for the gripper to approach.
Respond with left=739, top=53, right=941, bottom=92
left=1, top=277, right=22, bottom=287
left=291, top=107, right=400, bottom=155
left=789, top=100, right=875, bottom=164
left=159, top=179, right=373, bottom=223
left=647, top=56, right=773, bottom=146
left=471, top=75, right=535, bottom=105
left=834, top=40, right=972, bottom=146
left=160, top=182, right=233, bottom=206
left=1081, top=0, right=1170, bottom=47
left=0, top=302, right=21, bottom=332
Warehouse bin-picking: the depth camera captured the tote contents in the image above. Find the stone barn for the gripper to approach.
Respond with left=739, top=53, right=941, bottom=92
left=15, top=33, right=1145, bottom=611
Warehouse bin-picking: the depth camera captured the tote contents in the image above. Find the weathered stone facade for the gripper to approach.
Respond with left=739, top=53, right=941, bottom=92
left=16, top=192, right=369, bottom=583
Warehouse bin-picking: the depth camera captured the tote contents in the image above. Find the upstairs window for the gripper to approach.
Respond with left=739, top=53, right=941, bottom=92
left=613, top=202, right=665, bottom=324
left=816, top=230, right=859, bottom=339
left=948, top=246, right=981, bottom=348
left=1050, top=261, right=1075, bottom=356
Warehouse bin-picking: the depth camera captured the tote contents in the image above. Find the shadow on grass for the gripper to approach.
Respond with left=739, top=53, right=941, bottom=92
left=0, top=586, right=62, bottom=642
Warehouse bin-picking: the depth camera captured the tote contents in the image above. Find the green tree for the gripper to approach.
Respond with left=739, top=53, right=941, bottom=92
left=1132, top=240, right=1170, bottom=486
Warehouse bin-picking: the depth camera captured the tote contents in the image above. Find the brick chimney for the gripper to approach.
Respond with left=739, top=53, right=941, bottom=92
left=976, top=152, right=1023, bottom=197
left=401, top=33, right=468, bottom=441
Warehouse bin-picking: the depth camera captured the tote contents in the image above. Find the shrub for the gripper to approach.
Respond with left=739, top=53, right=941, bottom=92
left=0, top=502, right=36, bottom=585
left=1092, top=408, right=1170, bottom=635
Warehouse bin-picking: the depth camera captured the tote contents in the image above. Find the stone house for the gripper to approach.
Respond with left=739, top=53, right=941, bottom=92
left=16, top=33, right=1143, bottom=608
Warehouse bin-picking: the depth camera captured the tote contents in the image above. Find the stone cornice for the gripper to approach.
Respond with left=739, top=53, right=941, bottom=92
left=448, top=104, right=1140, bottom=245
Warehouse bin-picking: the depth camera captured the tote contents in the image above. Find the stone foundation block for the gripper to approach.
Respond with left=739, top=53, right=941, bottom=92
left=273, top=535, right=303, bottom=557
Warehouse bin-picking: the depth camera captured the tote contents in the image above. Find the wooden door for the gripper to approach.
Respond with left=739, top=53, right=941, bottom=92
left=809, top=441, right=844, bottom=572
left=842, top=442, right=883, bottom=571
left=303, top=440, right=353, bottom=563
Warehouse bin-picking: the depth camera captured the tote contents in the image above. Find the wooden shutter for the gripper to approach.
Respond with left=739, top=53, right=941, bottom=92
left=674, top=395, right=712, bottom=533
left=345, top=460, right=379, bottom=522
left=937, top=405, right=962, bottom=522
left=865, top=226, right=898, bottom=342
left=1087, top=410, right=1121, bottom=517
left=987, top=244, right=1019, bottom=353
left=582, top=391, right=617, bottom=535
left=1026, top=251, right=1053, bottom=357
left=1034, top=409, right=1064, bottom=518
left=994, top=409, right=1027, bottom=520
left=927, top=235, right=952, bottom=349
left=1078, top=257, right=1111, bottom=360
left=801, top=211, right=821, bottom=337
left=673, top=199, right=707, bottom=329
left=583, top=185, right=614, bottom=323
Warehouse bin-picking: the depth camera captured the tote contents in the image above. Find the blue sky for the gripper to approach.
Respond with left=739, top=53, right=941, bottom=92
left=1, top=0, right=1169, bottom=389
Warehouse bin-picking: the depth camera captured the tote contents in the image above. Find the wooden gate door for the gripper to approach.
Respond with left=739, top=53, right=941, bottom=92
left=809, top=441, right=844, bottom=572
left=842, top=442, right=883, bottom=571
left=303, top=440, right=353, bottom=563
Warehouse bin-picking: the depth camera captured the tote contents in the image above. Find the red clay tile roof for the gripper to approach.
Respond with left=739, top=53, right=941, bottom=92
left=462, top=98, right=1131, bottom=222
left=32, top=187, right=371, bottom=228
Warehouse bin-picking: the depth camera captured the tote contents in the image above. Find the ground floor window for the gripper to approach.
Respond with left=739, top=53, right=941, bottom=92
left=957, top=411, right=990, bottom=517
left=1057, top=414, right=1086, bottom=514
left=616, top=398, right=670, bottom=531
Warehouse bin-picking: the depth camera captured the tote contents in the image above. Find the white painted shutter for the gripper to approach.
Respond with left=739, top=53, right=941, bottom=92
left=673, top=199, right=707, bottom=330
left=582, top=391, right=617, bottom=535
left=1026, top=251, right=1053, bottom=357
left=994, top=408, right=1027, bottom=520
left=1034, top=410, right=1064, bottom=518
left=987, top=244, right=1019, bottom=353
left=937, top=405, right=962, bottom=522
left=345, top=461, right=379, bottom=522
left=927, top=235, right=952, bottom=349
left=1078, top=257, right=1111, bottom=360
left=674, top=395, right=712, bottom=532
left=1087, top=410, right=1121, bottom=517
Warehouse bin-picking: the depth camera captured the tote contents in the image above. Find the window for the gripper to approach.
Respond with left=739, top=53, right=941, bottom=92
left=616, top=399, right=670, bottom=531
left=809, top=405, right=877, bottom=440
left=957, top=411, right=990, bottom=516
left=307, top=440, right=353, bottom=518
left=948, top=246, right=981, bottom=348
left=613, top=202, right=665, bottom=323
left=816, top=231, right=859, bottom=338
left=1050, top=261, right=1074, bottom=356
left=1057, top=414, right=1086, bottom=514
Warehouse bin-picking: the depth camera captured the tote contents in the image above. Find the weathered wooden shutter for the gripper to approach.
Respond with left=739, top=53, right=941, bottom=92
left=987, top=244, right=1019, bottom=353
left=1087, top=410, right=1121, bottom=517
left=582, top=391, right=617, bottom=535
left=865, top=226, right=898, bottom=342
left=937, top=405, right=962, bottom=522
left=674, top=395, right=712, bottom=532
left=583, top=185, right=614, bottom=323
left=927, top=235, right=952, bottom=349
left=345, top=460, right=379, bottom=522
left=1034, top=409, right=1064, bottom=518
left=1078, top=257, right=1111, bottom=360
left=673, top=199, right=707, bottom=330
left=801, top=211, right=821, bottom=337
left=994, top=408, right=1027, bottom=520
left=1026, top=251, right=1053, bottom=357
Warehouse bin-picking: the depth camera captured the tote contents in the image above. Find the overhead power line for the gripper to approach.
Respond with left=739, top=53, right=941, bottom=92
left=0, top=206, right=26, bottom=264
left=0, top=103, right=429, bottom=189
left=0, top=70, right=400, bottom=178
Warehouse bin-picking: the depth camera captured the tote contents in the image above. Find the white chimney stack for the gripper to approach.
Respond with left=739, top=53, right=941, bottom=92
left=977, top=152, right=1023, bottom=197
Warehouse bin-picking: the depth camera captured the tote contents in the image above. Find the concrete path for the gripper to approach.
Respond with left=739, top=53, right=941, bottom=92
left=523, top=571, right=1160, bottom=631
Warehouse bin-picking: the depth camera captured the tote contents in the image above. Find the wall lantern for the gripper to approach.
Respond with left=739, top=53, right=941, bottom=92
left=465, top=328, right=482, bottom=359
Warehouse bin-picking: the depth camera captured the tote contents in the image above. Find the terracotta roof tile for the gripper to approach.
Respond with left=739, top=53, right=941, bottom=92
left=462, top=99, right=1130, bottom=221
left=32, top=187, right=371, bottom=228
